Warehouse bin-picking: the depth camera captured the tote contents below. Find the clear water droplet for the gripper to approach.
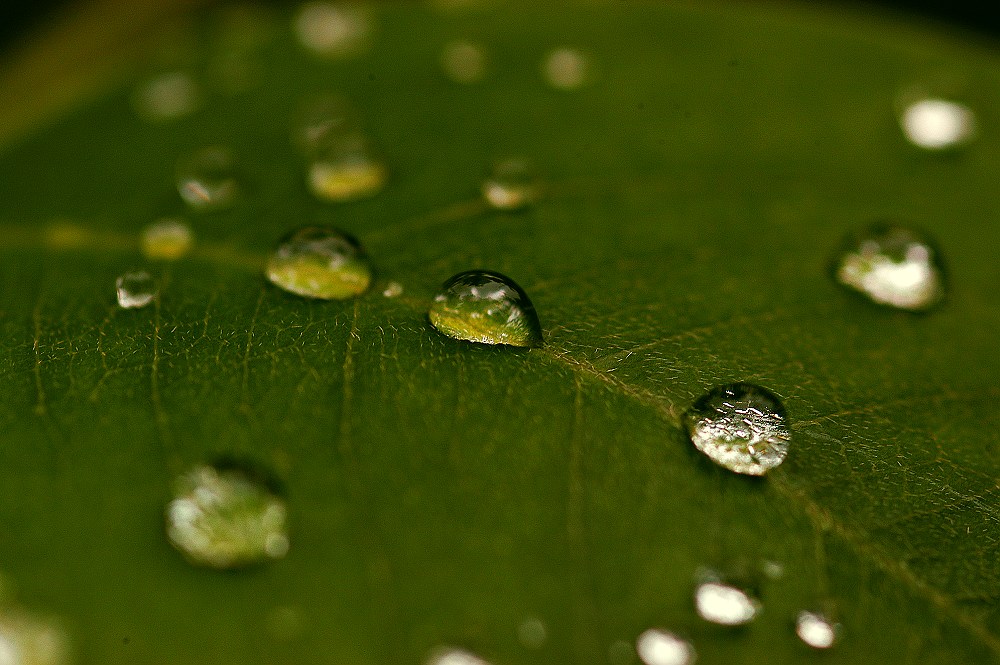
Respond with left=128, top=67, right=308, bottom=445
left=176, top=146, right=240, bottom=211
left=900, top=98, right=975, bottom=150
left=482, top=158, right=539, bottom=210
left=441, top=40, right=487, bottom=84
left=141, top=218, right=193, bottom=260
left=133, top=71, right=201, bottom=122
left=542, top=47, right=591, bottom=90
left=426, top=647, right=491, bottom=665
left=694, top=578, right=761, bottom=626
left=834, top=223, right=944, bottom=312
left=684, top=383, right=790, bottom=476
left=294, top=1, right=372, bottom=58
left=0, top=609, right=71, bottom=665
left=795, top=611, right=839, bottom=649
left=516, top=616, right=547, bottom=649
left=265, top=226, right=372, bottom=300
left=382, top=281, right=404, bottom=298
left=636, top=629, right=696, bottom=665
left=165, top=461, right=289, bottom=569
left=429, top=270, right=543, bottom=348
left=116, top=271, right=157, bottom=309
left=307, top=133, right=387, bottom=202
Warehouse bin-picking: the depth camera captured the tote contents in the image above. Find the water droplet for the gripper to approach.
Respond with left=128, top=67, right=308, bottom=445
left=133, top=71, right=201, bottom=122
left=0, top=609, right=71, bottom=665
left=429, top=270, right=543, bottom=347
left=694, top=577, right=761, bottom=626
left=761, top=559, right=785, bottom=580
left=481, top=158, right=539, bottom=210
left=307, top=133, right=387, bottom=202
left=116, top=271, right=156, bottom=309
left=516, top=616, right=547, bottom=649
left=684, top=383, right=790, bottom=476
left=176, top=146, right=240, bottom=212
left=636, top=629, right=696, bottom=665
left=899, top=98, right=975, bottom=150
left=834, top=223, right=944, bottom=312
left=542, top=47, right=590, bottom=90
left=294, top=2, right=372, bottom=58
left=141, top=218, right=193, bottom=260
left=426, top=647, right=491, bottom=665
left=293, top=94, right=358, bottom=156
left=795, top=611, right=839, bottom=649
left=441, top=40, right=486, bottom=84
left=265, top=226, right=372, bottom=300
left=165, top=461, right=289, bottom=569
left=382, top=281, right=403, bottom=298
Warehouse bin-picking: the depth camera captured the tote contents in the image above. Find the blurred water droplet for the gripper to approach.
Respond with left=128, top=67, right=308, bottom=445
left=0, top=609, right=71, bottom=665
left=542, top=47, right=590, bottom=90
left=441, top=40, right=486, bottom=83
left=294, top=2, right=372, bottom=58
left=429, top=270, right=543, bottom=347
left=834, top=223, right=944, bottom=311
left=382, top=281, right=403, bottom=298
left=482, top=158, right=539, bottom=210
left=141, top=218, right=193, bottom=260
left=636, top=629, right=695, bottom=665
left=426, top=646, right=491, bottom=665
left=516, top=616, right=547, bottom=649
left=795, top=611, right=839, bottom=649
left=133, top=71, right=201, bottom=122
left=308, top=133, right=387, bottom=202
left=266, top=226, right=372, bottom=299
left=694, top=577, right=761, bottom=626
left=761, top=559, right=785, bottom=580
left=900, top=98, right=975, bottom=150
left=684, top=383, right=789, bottom=476
left=116, top=271, right=156, bottom=309
left=293, top=94, right=358, bottom=155
left=176, top=146, right=240, bottom=212
left=166, top=462, right=288, bottom=569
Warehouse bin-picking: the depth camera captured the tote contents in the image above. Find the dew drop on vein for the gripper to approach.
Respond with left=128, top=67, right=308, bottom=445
left=482, top=158, right=539, bottom=210
left=796, top=611, right=839, bottom=649
left=684, top=383, right=789, bottom=476
left=141, top=218, right=192, bottom=260
left=636, top=628, right=696, bottom=665
left=116, top=271, right=157, bottom=309
left=265, top=226, right=372, bottom=299
left=165, top=462, right=289, bottom=569
left=176, top=146, right=240, bottom=211
left=694, top=578, right=761, bottom=626
left=834, top=222, right=944, bottom=312
left=429, top=270, right=543, bottom=348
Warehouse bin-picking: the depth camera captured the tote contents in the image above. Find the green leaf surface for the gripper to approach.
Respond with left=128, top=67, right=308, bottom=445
left=0, top=2, right=998, bottom=663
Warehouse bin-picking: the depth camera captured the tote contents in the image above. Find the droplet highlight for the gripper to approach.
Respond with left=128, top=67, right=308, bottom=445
left=834, top=223, right=944, bottom=311
left=482, top=158, right=539, bottom=210
left=265, top=226, right=372, bottom=300
left=429, top=270, right=543, bottom=347
left=900, top=98, right=975, bottom=150
left=796, top=611, right=839, bottom=649
left=684, top=383, right=790, bottom=476
left=542, top=47, right=590, bottom=90
left=694, top=579, right=761, bottom=626
left=141, top=218, right=193, bottom=260
left=636, top=629, right=695, bottom=665
left=307, top=133, right=387, bottom=202
left=176, top=146, right=240, bottom=212
left=441, top=40, right=486, bottom=84
left=165, top=462, right=289, bottom=569
left=116, top=271, right=156, bottom=309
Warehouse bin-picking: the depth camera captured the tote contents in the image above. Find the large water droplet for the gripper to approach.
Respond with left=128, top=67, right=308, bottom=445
left=694, top=578, right=761, bottom=626
left=133, top=71, right=201, bottom=122
left=429, top=270, right=543, bottom=347
left=636, top=629, right=696, bottom=665
left=542, top=47, right=591, bottom=90
left=899, top=97, right=975, bottom=150
left=684, top=383, right=789, bottom=476
left=0, top=609, right=71, bottom=665
left=294, top=1, right=372, bottom=58
left=141, top=218, right=193, bottom=260
left=176, top=146, right=240, bottom=211
left=834, top=223, right=944, bottom=311
left=795, top=611, right=839, bottom=649
left=441, top=40, right=487, bottom=84
left=265, top=226, right=372, bottom=299
left=481, top=158, right=539, bottom=210
left=307, top=133, right=387, bottom=202
left=426, top=647, right=491, bottom=665
left=116, top=271, right=157, bottom=309
left=165, top=462, right=289, bottom=569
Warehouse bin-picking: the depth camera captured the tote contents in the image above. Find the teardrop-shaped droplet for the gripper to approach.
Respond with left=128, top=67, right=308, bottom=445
left=481, top=158, right=539, bottom=210
left=834, top=223, right=944, bottom=311
left=265, top=226, right=372, bottom=299
left=694, top=578, right=761, bottom=626
left=307, top=133, right=387, bottom=202
left=176, top=146, right=240, bottom=211
left=684, top=383, right=789, bottom=476
left=116, top=271, right=157, bottom=309
left=165, top=461, right=289, bottom=569
left=429, top=270, right=543, bottom=347
left=141, top=218, right=193, bottom=260
left=0, top=608, right=71, bottom=665
left=636, top=628, right=696, bottom=665
left=795, top=611, right=840, bottom=649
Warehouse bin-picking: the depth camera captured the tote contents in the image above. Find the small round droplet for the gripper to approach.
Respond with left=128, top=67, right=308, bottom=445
left=482, top=158, right=539, bottom=210
left=441, top=40, right=486, bottom=84
left=166, top=462, right=289, bottom=569
left=900, top=98, right=975, bottom=150
left=429, top=270, right=543, bottom=348
left=834, top=223, right=944, bottom=312
left=516, top=616, right=547, bottom=649
left=307, top=134, right=387, bottom=202
left=141, top=218, right=193, bottom=260
left=796, top=611, right=839, bottom=649
left=133, top=71, right=201, bottom=122
left=294, top=1, right=372, bottom=58
left=0, top=609, right=71, bottom=665
left=265, top=226, right=372, bottom=300
left=684, top=383, right=790, bottom=476
left=542, top=47, right=590, bottom=90
left=116, top=271, right=157, bottom=309
left=426, top=647, right=491, bottom=665
left=636, top=629, right=696, bottom=665
left=694, top=580, right=761, bottom=626
left=176, top=146, right=240, bottom=212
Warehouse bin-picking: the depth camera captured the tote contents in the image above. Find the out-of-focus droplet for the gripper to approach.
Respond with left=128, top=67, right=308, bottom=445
left=516, top=616, right=547, bottom=649
left=294, top=2, right=372, bottom=58
left=265, top=226, right=372, bottom=299
left=292, top=94, right=358, bottom=156
left=307, top=133, right=387, bottom=202
left=481, top=158, right=539, bottom=210
left=0, top=609, right=71, bottom=665
left=141, top=218, right=193, bottom=261
left=441, top=40, right=486, bottom=84
left=425, top=646, right=491, bottom=665
left=176, top=146, right=240, bottom=212
left=899, top=97, right=975, bottom=150
left=636, top=629, right=696, bottom=665
left=796, top=611, right=839, bottom=649
left=694, top=577, right=761, bottom=626
left=542, top=47, right=590, bottom=90
left=133, top=71, right=201, bottom=122
left=116, top=271, right=157, bottom=309
left=429, top=270, right=543, bottom=347
left=382, top=281, right=403, bottom=298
